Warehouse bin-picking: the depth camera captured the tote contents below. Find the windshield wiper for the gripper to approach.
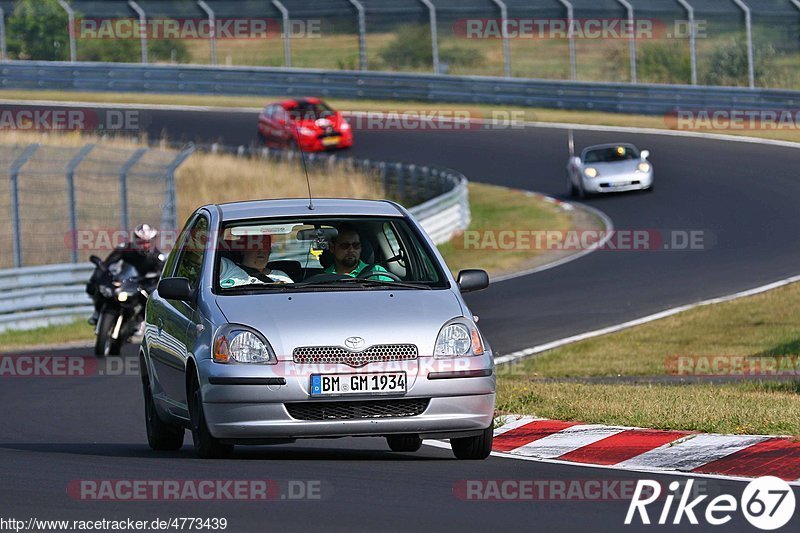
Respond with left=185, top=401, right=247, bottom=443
left=332, top=278, right=432, bottom=290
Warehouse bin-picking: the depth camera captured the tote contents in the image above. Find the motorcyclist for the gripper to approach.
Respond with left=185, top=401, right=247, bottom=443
left=86, top=223, right=165, bottom=325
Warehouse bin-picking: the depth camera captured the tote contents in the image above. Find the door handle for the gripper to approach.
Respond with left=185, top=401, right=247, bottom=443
left=157, top=318, right=163, bottom=334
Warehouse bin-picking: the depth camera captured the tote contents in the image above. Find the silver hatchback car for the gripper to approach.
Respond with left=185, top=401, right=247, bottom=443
left=140, top=199, right=495, bottom=459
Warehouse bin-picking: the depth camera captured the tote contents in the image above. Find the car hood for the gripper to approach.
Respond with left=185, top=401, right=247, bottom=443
left=585, top=160, right=643, bottom=176
left=214, top=289, right=463, bottom=360
left=296, top=115, right=342, bottom=130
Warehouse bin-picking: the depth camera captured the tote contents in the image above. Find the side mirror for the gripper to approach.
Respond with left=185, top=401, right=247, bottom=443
left=89, top=255, right=103, bottom=267
left=640, top=150, right=650, bottom=160
left=457, top=269, right=489, bottom=293
left=157, top=277, right=194, bottom=302
left=569, top=156, right=581, bottom=167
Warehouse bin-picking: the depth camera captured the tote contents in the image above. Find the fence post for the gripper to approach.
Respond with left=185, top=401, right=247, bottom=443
left=128, top=1, right=148, bottom=64
left=675, top=0, right=697, bottom=85
left=56, top=1, right=77, bottom=62
left=197, top=1, right=217, bottom=65
left=556, top=0, right=576, bottom=80
left=0, top=8, right=6, bottom=62
left=419, top=0, right=440, bottom=74
left=394, top=163, right=406, bottom=201
left=119, top=148, right=148, bottom=233
left=616, top=0, right=637, bottom=83
left=348, top=0, right=368, bottom=70
left=163, top=146, right=196, bottom=232
left=66, top=144, right=95, bottom=263
left=272, top=0, right=292, bottom=68
left=491, top=0, right=511, bottom=77
left=9, top=144, right=40, bottom=268
left=732, top=0, right=755, bottom=88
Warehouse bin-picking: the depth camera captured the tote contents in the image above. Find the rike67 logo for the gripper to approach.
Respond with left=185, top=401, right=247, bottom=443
left=626, top=477, right=795, bottom=530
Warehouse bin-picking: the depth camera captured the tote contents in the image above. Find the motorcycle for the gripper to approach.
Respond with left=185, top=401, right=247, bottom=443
left=89, top=255, right=160, bottom=357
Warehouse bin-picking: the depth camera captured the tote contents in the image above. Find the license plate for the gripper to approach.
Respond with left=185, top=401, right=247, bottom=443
left=321, top=136, right=341, bottom=146
left=310, top=372, right=407, bottom=396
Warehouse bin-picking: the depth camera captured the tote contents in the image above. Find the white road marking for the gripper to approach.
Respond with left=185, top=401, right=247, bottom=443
left=507, top=424, right=628, bottom=459
left=616, top=434, right=772, bottom=471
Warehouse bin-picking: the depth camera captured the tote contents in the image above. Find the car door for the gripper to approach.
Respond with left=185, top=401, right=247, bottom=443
left=258, top=104, right=276, bottom=143
left=152, top=215, right=210, bottom=411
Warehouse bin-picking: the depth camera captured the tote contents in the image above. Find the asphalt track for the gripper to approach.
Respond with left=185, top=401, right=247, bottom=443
left=2, top=103, right=800, bottom=531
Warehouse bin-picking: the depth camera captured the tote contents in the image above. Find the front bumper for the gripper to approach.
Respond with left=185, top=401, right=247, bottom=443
left=583, top=172, right=653, bottom=193
left=198, top=356, right=495, bottom=441
left=203, top=393, right=495, bottom=441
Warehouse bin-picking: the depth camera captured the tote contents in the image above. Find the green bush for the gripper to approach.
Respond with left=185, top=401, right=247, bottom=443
left=7, top=0, right=69, bottom=60
left=700, top=38, right=778, bottom=87
left=637, top=42, right=691, bottom=85
left=378, top=25, right=484, bottom=71
left=378, top=25, right=433, bottom=69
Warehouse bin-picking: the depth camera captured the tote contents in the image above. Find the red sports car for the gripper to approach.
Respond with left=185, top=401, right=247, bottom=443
left=257, top=97, right=353, bottom=152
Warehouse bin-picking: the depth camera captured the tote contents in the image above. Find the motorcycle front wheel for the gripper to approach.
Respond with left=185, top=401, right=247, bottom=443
left=95, top=311, right=123, bottom=357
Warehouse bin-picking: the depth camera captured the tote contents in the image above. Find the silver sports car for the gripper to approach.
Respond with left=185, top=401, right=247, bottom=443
left=140, top=198, right=495, bottom=459
left=567, top=143, right=654, bottom=197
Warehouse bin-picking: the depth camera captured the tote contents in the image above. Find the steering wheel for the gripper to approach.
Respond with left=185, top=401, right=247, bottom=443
left=357, top=265, right=402, bottom=281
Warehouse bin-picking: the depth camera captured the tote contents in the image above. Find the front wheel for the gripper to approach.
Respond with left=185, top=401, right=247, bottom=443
left=189, top=373, right=233, bottom=459
left=143, top=373, right=184, bottom=451
left=451, top=426, right=493, bottom=460
left=94, top=311, right=123, bottom=357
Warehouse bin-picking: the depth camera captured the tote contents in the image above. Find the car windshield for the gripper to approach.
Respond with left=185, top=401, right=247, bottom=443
left=215, top=216, right=448, bottom=293
left=583, top=145, right=639, bottom=163
left=287, top=101, right=335, bottom=121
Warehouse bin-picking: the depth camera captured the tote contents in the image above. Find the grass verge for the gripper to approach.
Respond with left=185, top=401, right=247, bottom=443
left=498, top=281, right=800, bottom=435
left=497, top=380, right=800, bottom=436
left=4, top=89, right=800, bottom=145
left=0, top=320, right=94, bottom=352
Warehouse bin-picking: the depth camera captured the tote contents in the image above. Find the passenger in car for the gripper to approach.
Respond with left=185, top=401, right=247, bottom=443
left=219, top=234, right=293, bottom=287
left=323, top=223, right=393, bottom=281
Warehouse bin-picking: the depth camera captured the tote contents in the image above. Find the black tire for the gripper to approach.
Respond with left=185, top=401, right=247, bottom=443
left=188, top=373, right=233, bottom=459
left=451, top=426, right=493, bottom=460
left=94, top=311, right=122, bottom=357
left=142, top=374, right=184, bottom=451
left=386, top=434, right=422, bottom=453
left=569, top=178, right=579, bottom=198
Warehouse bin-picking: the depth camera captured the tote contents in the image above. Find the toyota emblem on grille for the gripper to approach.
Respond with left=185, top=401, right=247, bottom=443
left=344, top=337, right=365, bottom=350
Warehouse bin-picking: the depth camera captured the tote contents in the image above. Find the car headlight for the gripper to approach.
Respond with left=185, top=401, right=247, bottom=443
left=214, top=327, right=277, bottom=364
left=637, top=162, right=651, bottom=173
left=117, top=291, right=129, bottom=302
left=434, top=320, right=485, bottom=358
left=297, top=126, right=316, bottom=137
left=584, top=167, right=599, bottom=178
left=340, top=121, right=351, bottom=131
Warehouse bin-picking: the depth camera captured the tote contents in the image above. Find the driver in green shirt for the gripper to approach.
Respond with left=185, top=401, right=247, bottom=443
left=323, top=224, right=393, bottom=282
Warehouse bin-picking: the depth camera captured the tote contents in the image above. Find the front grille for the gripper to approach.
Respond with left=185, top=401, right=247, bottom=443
left=293, top=344, right=418, bottom=367
left=285, top=398, right=430, bottom=421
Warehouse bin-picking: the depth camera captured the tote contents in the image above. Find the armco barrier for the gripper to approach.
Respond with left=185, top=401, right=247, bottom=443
left=3, top=61, right=800, bottom=115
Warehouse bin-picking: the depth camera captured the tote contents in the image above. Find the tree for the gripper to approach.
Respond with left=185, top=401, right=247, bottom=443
left=8, top=0, right=70, bottom=61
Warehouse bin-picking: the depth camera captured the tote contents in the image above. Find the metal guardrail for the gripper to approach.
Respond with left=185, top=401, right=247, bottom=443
left=0, top=263, right=94, bottom=333
left=3, top=61, right=800, bottom=115
left=0, top=147, right=470, bottom=333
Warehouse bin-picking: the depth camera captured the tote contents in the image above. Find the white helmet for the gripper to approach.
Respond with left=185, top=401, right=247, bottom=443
left=134, top=223, right=158, bottom=242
